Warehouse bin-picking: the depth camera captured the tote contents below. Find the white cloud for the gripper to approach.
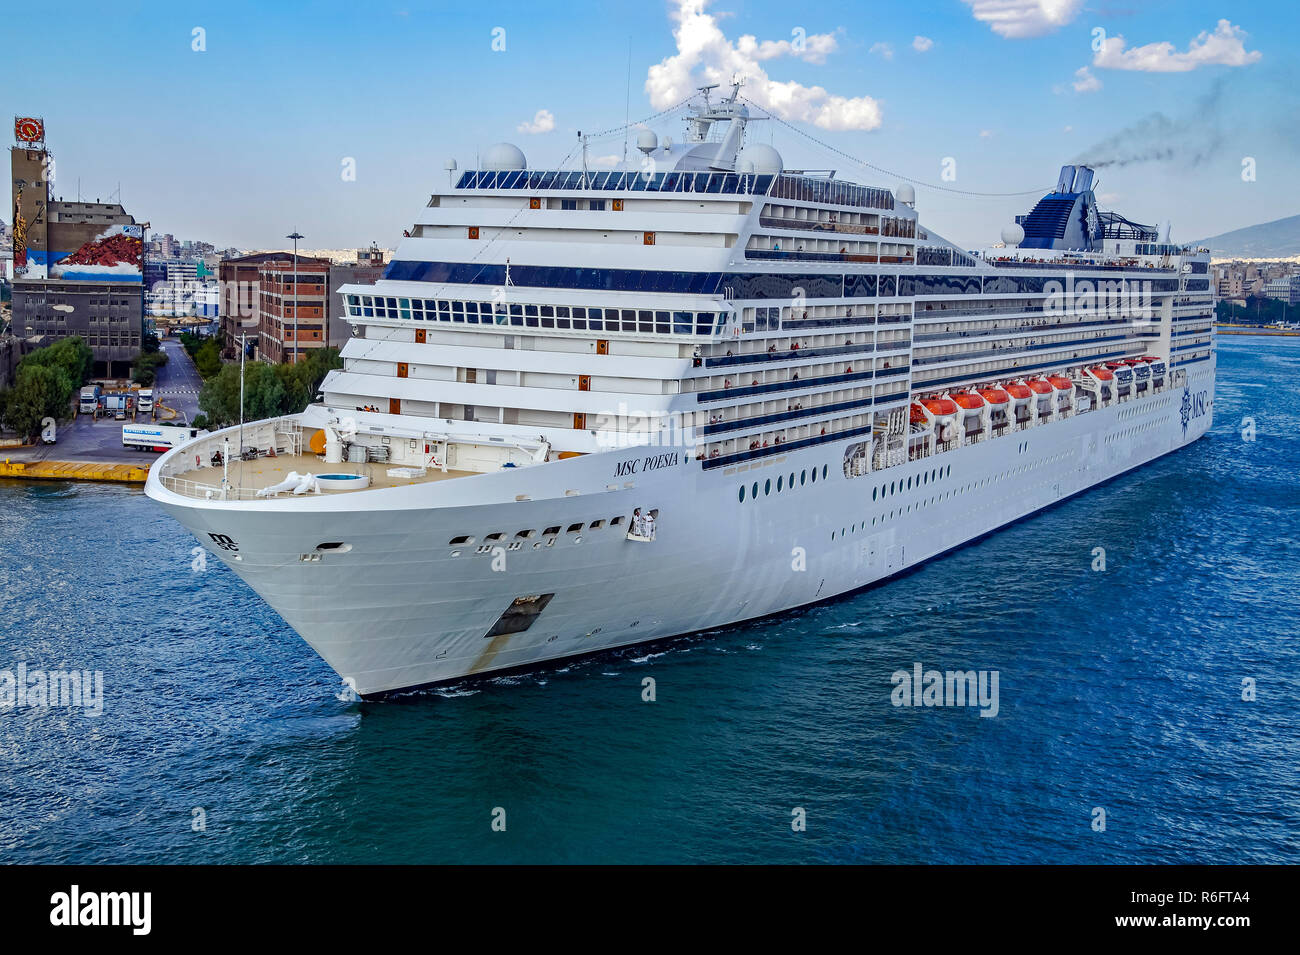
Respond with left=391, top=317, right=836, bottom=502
left=960, top=0, right=1084, bottom=39
left=1093, top=19, right=1262, bottom=72
left=591, top=154, right=621, bottom=168
left=738, top=31, right=839, bottom=65
left=912, top=36, right=934, bottom=53
left=1063, top=124, right=1073, bottom=133
left=869, top=41, right=894, bottom=60
left=645, top=0, right=884, bottom=132
left=979, top=129, right=993, bottom=139
left=517, top=109, right=556, bottom=134
left=1072, top=66, right=1102, bottom=92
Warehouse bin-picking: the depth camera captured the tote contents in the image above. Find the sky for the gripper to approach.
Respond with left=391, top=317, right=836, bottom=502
left=7, top=0, right=1298, bottom=250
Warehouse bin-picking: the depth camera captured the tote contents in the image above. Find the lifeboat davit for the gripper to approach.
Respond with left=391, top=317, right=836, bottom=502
left=1026, top=379, right=1054, bottom=395
left=922, top=398, right=958, bottom=419
left=950, top=391, right=985, bottom=412
left=978, top=388, right=1010, bottom=406
left=910, top=402, right=928, bottom=425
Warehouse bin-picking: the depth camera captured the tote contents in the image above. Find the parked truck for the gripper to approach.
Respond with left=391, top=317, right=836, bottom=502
left=122, top=423, right=208, bottom=452
left=136, top=389, right=154, bottom=414
left=102, top=393, right=130, bottom=420
left=78, top=385, right=102, bottom=414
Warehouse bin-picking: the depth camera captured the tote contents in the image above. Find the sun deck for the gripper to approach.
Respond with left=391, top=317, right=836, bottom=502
left=155, top=416, right=475, bottom=501
left=162, top=453, right=471, bottom=500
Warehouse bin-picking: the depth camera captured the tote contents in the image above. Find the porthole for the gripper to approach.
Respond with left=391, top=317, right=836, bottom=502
left=822, top=465, right=828, bottom=480
left=764, top=479, right=771, bottom=496
left=789, top=472, right=795, bottom=488
left=566, top=523, right=583, bottom=533
left=739, top=485, right=746, bottom=502
left=752, top=481, right=759, bottom=498
left=800, top=471, right=807, bottom=486
left=810, top=469, right=817, bottom=484
left=777, top=476, right=784, bottom=492
left=872, top=487, right=877, bottom=501
left=448, top=535, right=473, bottom=546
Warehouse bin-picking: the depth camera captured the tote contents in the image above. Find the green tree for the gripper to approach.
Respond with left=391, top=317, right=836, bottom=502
left=21, top=336, right=93, bottom=388
left=131, top=351, right=168, bottom=386
left=193, top=338, right=223, bottom=379
left=3, top=364, right=73, bottom=440
left=279, top=347, right=342, bottom=412
left=197, top=363, right=241, bottom=428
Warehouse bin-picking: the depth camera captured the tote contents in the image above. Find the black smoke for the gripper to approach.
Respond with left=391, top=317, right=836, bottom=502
left=1075, top=79, right=1227, bottom=170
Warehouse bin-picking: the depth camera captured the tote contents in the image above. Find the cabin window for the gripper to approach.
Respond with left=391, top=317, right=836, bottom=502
left=448, top=535, right=473, bottom=546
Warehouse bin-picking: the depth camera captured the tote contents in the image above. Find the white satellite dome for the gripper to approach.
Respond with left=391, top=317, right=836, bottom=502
left=636, top=129, right=659, bottom=155
left=1001, top=223, right=1025, bottom=247
left=896, top=183, right=916, bottom=206
left=736, top=143, right=783, bottom=176
left=482, top=142, right=527, bottom=171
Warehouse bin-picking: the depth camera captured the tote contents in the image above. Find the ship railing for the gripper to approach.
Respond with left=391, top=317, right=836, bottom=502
left=159, top=475, right=268, bottom=502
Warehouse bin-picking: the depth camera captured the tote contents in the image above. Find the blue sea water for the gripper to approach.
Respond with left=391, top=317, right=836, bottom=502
left=1, top=335, right=1296, bottom=864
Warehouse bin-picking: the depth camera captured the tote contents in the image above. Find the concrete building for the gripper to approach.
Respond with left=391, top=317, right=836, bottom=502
left=1263, top=276, right=1300, bottom=304
left=10, top=121, right=144, bottom=376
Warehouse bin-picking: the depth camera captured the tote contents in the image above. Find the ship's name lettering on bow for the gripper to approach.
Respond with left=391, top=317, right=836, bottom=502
left=615, top=451, right=679, bottom=477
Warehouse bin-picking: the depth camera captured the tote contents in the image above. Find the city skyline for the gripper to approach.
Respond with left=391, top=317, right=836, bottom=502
left=9, top=0, right=1298, bottom=250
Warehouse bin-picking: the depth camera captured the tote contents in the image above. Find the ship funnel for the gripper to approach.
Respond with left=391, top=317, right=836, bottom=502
left=1071, top=166, right=1094, bottom=193
left=1055, top=165, right=1076, bottom=193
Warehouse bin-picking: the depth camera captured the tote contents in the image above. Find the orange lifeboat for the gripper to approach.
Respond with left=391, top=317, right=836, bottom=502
left=950, top=391, right=985, bottom=412
left=1026, top=379, right=1054, bottom=395
left=1004, top=382, right=1033, bottom=401
left=978, top=388, right=1010, bottom=406
left=1048, top=375, right=1073, bottom=391
left=1089, top=366, right=1114, bottom=381
left=922, top=398, right=958, bottom=418
left=910, top=402, right=928, bottom=425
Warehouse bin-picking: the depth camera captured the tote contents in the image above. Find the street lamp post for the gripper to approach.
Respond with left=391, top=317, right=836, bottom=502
left=287, top=231, right=304, bottom=364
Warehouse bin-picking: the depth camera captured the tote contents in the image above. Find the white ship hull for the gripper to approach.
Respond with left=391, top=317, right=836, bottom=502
left=148, top=359, right=1214, bottom=696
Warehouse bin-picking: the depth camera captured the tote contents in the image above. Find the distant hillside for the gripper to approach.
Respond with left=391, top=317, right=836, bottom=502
left=1193, top=214, right=1300, bottom=258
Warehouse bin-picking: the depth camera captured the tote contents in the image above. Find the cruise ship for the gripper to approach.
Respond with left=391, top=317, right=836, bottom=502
left=146, top=86, right=1216, bottom=696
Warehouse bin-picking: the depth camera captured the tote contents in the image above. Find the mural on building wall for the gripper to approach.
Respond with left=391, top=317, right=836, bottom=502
left=48, top=225, right=144, bottom=282
left=11, top=187, right=26, bottom=273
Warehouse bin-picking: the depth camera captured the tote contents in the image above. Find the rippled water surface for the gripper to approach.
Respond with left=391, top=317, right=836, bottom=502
left=1, top=336, right=1296, bottom=863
